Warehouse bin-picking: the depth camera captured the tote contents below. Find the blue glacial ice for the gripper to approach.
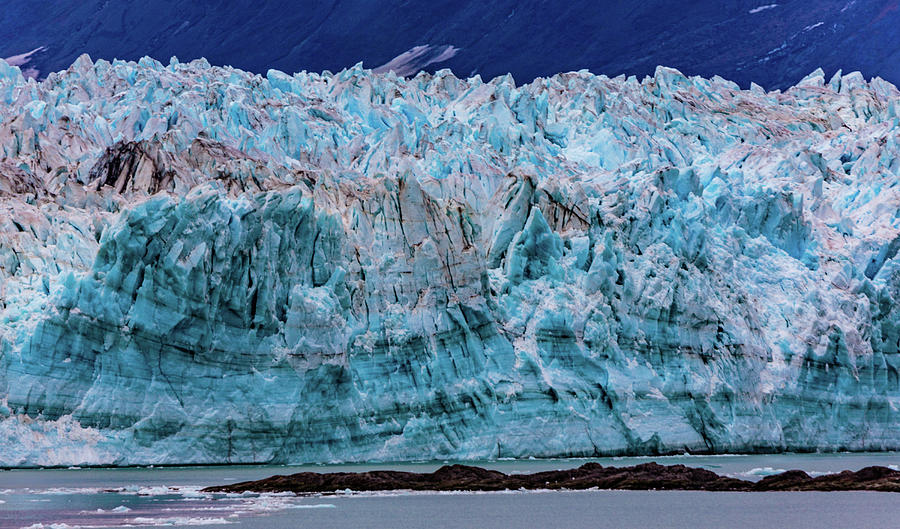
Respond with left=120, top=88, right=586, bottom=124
left=1, top=56, right=899, bottom=466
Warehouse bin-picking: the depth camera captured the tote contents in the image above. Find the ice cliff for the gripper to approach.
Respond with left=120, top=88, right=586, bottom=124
left=1, top=55, right=899, bottom=466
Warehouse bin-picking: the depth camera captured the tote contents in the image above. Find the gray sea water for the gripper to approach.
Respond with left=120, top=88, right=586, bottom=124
left=1, top=453, right=898, bottom=529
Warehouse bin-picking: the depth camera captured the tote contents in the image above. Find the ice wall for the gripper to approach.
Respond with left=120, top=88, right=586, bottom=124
left=1, top=56, right=899, bottom=466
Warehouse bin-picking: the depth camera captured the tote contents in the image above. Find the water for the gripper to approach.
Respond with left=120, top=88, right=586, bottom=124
left=238, top=491, right=900, bottom=529
left=1, top=453, right=898, bottom=528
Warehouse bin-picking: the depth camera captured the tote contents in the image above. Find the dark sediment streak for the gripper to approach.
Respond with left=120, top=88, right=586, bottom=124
left=202, top=463, right=900, bottom=494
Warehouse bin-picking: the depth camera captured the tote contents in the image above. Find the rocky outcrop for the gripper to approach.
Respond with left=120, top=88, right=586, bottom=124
left=203, top=463, right=900, bottom=493
left=1, top=56, right=900, bottom=466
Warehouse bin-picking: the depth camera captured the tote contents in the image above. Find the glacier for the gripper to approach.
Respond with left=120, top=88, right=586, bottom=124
left=1, top=55, right=899, bottom=466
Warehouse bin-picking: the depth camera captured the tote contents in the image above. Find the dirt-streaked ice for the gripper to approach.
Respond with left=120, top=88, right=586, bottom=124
left=1, top=56, right=899, bottom=466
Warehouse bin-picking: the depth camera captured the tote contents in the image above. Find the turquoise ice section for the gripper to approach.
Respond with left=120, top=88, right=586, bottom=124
left=0, top=56, right=899, bottom=465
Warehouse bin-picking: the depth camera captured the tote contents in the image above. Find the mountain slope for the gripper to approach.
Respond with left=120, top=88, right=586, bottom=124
left=2, top=1, right=900, bottom=89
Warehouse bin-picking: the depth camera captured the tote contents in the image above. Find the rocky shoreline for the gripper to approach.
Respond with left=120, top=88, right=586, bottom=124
left=203, top=463, right=900, bottom=494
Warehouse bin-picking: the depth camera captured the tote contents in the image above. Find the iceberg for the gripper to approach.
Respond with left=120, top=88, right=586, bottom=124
left=1, top=56, right=899, bottom=466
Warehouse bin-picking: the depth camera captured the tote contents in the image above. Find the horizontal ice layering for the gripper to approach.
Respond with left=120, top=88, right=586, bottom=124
left=1, top=55, right=899, bottom=466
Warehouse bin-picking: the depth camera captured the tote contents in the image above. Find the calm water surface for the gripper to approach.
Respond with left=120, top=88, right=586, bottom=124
left=1, top=453, right=898, bottom=528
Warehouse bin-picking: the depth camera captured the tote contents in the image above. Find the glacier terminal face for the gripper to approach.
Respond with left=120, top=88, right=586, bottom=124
left=0, top=56, right=899, bottom=466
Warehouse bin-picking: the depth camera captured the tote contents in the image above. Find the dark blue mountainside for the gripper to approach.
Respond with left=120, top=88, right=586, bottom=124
left=2, top=1, right=899, bottom=90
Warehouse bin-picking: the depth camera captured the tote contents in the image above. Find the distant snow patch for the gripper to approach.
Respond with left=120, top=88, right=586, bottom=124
left=3, top=46, right=45, bottom=67
left=749, top=4, right=778, bottom=14
left=766, top=42, right=787, bottom=56
left=374, top=45, right=459, bottom=77
left=2, top=46, right=45, bottom=79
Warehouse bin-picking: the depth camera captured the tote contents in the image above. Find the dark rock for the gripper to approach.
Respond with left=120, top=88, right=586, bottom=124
left=89, top=140, right=175, bottom=195
left=203, top=463, right=900, bottom=494
left=752, top=469, right=812, bottom=490
left=756, top=466, right=900, bottom=492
